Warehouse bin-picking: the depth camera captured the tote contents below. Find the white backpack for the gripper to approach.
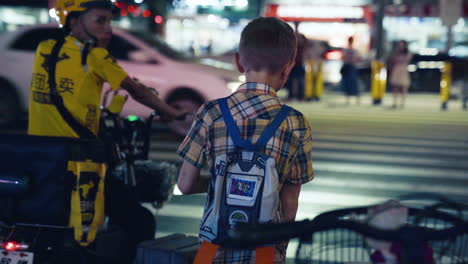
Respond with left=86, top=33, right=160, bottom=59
left=199, top=97, right=291, bottom=245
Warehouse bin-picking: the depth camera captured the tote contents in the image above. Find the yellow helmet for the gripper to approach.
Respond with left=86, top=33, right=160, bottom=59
left=55, top=0, right=116, bottom=27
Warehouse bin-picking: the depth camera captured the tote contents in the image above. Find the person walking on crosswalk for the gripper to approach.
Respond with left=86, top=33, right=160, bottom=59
left=461, top=62, right=468, bottom=110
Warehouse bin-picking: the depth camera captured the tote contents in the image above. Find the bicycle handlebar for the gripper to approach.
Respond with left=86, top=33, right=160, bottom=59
left=226, top=216, right=468, bottom=249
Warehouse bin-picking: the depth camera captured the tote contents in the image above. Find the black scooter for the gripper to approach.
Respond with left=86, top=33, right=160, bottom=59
left=0, top=91, right=181, bottom=263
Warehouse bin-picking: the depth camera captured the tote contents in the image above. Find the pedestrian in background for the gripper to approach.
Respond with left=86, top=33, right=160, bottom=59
left=340, top=36, right=361, bottom=105
left=188, top=41, right=196, bottom=57
left=304, top=39, right=326, bottom=101
left=389, top=40, right=412, bottom=109
left=462, top=80, right=468, bottom=111
left=461, top=60, right=468, bottom=110
left=177, top=17, right=314, bottom=263
left=205, top=39, right=213, bottom=55
left=286, top=33, right=307, bottom=101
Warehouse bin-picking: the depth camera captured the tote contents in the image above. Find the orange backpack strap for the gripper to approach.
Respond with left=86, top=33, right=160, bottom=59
left=194, top=242, right=275, bottom=264
left=255, top=246, right=275, bottom=264
left=193, top=241, right=220, bottom=264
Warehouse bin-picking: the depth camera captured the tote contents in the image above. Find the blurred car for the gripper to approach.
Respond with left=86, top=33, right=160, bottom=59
left=449, top=43, right=468, bottom=58
left=199, top=47, right=237, bottom=65
left=407, top=53, right=467, bottom=92
left=322, top=46, right=345, bottom=86
left=0, top=24, right=238, bottom=133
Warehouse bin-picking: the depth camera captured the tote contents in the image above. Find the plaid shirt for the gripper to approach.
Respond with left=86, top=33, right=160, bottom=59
left=177, top=82, right=314, bottom=263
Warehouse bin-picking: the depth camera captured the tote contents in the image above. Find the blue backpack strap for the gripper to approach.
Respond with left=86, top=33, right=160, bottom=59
left=255, top=105, right=292, bottom=149
left=219, top=98, right=256, bottom=150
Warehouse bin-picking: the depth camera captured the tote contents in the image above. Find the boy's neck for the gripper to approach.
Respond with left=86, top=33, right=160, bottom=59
left=244, top=70, right=283, bottom=92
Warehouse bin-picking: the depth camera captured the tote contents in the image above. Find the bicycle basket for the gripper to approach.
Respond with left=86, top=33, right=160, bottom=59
left=295, top=206, right=468, bottom=264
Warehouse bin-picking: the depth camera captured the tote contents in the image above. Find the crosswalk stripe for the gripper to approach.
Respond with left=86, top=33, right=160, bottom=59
left=312, top=133, right=468, bottom=148
left=151, top=191, right=389, bottom=219
left=155, top=183, right=463, bottom=217
left=290, top=103, right=468, bottom=125
left=307, top=177, right=468, bottom=197
left=150, top=202, right=359, bottom=222
left=150, top=145, right=467, bottom=160
left=155, top=231, right=198, bottom=239
left=311, top=151, right=468, bottom=169
left=311, top=128, right=468, bottom=142
left=313, top=161, right=467, bottom=180
left=304, top=114, right=467, bottom=125
left=149, top=152, right=180, bottom=161
left=312, top=142, right=468, bottom=156
left=151, top=132, right=468, bottom=150
left=302, top=108, right=468, bottom=120
left=150, top=139, right=468, bottom=157
left=147, top=151, right=468, bottom=180
left=305, top=114, right=467, bottom=124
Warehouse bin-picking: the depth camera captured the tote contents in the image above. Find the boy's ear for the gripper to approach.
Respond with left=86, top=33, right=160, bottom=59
left=234, top=52, right=245, bottom=73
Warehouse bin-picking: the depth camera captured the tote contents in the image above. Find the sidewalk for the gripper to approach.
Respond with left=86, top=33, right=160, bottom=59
left=282, top=91, right=468, bottom=127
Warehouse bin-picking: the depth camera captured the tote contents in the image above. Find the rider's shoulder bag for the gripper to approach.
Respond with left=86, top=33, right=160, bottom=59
left=0, top=37, right=107, bottom=246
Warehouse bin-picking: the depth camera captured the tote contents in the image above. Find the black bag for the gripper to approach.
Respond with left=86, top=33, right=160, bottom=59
left=0, top=134, right=106, bottom=226
left=0, top=134, right=71, bottom=225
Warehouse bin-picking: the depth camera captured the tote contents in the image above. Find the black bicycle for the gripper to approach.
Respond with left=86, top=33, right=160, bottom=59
left=226, top=193, right=468, bottom=264
left=99, top=90, right=182, bottom=209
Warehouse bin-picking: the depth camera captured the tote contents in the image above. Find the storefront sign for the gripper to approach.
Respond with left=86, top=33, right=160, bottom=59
left=386, top=2, right=467, bottom=18
left=265, top=4, right=365, bottom=22
left=440, top=0, right=462, bottom=26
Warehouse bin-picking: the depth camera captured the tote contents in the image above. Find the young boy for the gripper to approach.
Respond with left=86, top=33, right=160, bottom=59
left=177, top=17, right=314, bottom=263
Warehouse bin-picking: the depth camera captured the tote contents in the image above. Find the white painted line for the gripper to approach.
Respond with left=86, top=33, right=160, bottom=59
left=310, top=177, right=468, bottom=196
left=313, top=161, right=468, bottom=180
left=152, top=135, right=468, bottom=150
left=155, top=231, right=198, bottom=239
left=314, top=151, right=467, bottom=168
left=151, top=191, right=390, bottom=219
left=150, top=141, right=468, bottom=157
left=313, top=142, right=468, bottom=156
left=297, top=189, right=389, bottom=207
left=150, top=204, right=204, bottom=218
left=149, top=152, right=181, bottom=161
left=313, top=134, right=468, bottom=148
